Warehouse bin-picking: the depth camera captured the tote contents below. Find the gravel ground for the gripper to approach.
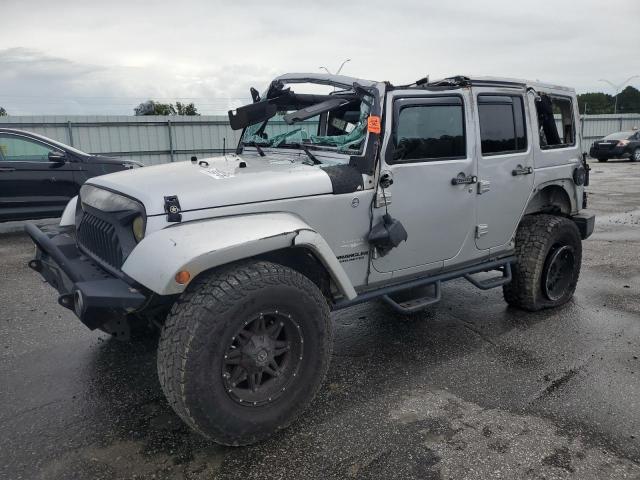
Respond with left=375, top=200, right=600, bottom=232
left=1, top=159, right=639, bottom=480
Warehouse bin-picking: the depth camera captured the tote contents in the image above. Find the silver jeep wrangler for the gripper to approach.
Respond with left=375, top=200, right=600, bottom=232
left=26, top=73, right=594, bottom=445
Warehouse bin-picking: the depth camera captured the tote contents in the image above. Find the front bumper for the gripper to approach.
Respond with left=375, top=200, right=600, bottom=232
left=25, top=223, right=146, bottom=330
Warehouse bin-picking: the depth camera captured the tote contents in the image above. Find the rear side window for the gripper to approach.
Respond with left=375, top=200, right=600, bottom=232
left=478, top=95, right=527, bottom=156
left=393, top=102, right=466, bottom=162
left=535, top=94, right=575, bottom=149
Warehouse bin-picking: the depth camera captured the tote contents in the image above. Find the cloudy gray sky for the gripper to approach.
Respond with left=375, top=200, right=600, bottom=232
left=1, top=0, right=639, bottom=115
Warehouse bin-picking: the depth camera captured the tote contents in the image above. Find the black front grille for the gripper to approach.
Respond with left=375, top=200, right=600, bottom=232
left=76, top=212, right=123, bottom=269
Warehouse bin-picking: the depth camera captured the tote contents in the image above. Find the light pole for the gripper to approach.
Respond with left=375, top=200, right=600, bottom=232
left=336, top=59, right=351, bottom=75
left=319, top=59, right=351, bottom=76
left=599, top=75, right=640, bottom=114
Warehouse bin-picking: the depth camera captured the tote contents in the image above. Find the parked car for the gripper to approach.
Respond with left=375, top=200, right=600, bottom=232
left=26, top=73, right=593, bottom=446
left=0, top=128, right=142, bottom=222
left=589, top=130, right=640, bottom=162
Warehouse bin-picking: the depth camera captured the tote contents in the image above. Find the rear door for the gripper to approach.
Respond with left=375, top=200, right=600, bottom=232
left=0, top=133, right=78, bottom=221
left=474, top=90, right=534, bottom=250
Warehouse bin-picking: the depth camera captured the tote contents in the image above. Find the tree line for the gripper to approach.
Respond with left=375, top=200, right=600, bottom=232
left=2, top=87, right=639, bottom=117
left=133, top=100, right=200, bottom=116
left=577, top=86, right=640, bottom=114
left=133, top=87, right=640, bottom=116
left=0, top=102, right=200, bottom=116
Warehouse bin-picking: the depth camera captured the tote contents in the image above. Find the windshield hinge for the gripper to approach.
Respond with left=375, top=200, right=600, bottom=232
left=164, top=195, right=182, bottom=222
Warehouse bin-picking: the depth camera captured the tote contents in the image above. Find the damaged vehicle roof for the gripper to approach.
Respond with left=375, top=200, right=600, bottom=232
left=273, top=72, right=380, bottom=88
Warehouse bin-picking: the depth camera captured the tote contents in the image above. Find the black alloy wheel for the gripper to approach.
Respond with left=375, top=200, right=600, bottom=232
left=542, top=244, right=576, bottom=302
left=222, top=311, right=304, bottom=407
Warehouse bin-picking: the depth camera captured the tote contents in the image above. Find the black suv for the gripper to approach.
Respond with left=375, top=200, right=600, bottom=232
left=0, top=128, right=142, bottom=222
left=589, top=130, right=640, bottom=162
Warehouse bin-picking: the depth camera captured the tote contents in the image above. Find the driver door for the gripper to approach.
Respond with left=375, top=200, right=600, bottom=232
left=371, top=92, right=477, bottom=276
left=0, top=132, right=77, bottom=221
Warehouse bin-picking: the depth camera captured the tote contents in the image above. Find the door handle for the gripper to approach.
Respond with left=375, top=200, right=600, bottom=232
left=512, top=165, right=533, bottom=176
left=0, top=167, right=16, bottom=172
left=451, top=173, right=477, bottom=185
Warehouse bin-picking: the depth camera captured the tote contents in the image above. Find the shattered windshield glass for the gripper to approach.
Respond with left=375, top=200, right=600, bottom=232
left=239, top=82, right=372, bottom=154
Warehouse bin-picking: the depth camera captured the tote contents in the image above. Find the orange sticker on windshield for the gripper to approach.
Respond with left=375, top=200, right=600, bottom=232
left=367, top=115, right=381, bottom=134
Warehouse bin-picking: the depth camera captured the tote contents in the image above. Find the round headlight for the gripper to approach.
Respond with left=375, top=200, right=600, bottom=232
left=132, top=216, right=145, bottom=242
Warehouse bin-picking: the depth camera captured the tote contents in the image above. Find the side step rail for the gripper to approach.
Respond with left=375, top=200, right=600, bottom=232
left=382, top=281, right=441, bottom=314
left=463, top=263, right=512, bottom=290
left=334, top=256, right=516, bottom=311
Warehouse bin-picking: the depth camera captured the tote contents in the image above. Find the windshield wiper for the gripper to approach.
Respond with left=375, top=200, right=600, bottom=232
left=290, top=143, right=321, bottom=165
left=302, top=145, right=321, bottom=165
left=242, top=141, right=266, bottom=157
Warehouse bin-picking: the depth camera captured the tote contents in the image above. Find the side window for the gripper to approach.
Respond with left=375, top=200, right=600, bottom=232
left=478, top=95, right=527, bottom=156
left=393, top=102, right=466, bottom=162
left=535, top=94, right=575, bottom=149
left=0, top=134, right=58, bottom=162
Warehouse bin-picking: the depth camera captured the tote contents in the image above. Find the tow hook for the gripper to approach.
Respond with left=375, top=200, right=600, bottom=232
left=28, top=259, right=42, bottom=272
left=57, top=293, right=74, bottom=311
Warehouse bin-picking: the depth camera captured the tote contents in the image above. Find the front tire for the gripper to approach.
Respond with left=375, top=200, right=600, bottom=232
left=503, top=214, right=582, bottom=311
left=157, top=261, right=332, bottom=446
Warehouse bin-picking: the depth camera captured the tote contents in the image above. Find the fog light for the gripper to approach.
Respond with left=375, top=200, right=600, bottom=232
left=175, top=270, right=191, bottom=284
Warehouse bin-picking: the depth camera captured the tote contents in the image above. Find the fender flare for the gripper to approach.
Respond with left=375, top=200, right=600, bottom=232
left=121, top=212, right=357, bottom=300
left=524, top=180, right=576, bottom=215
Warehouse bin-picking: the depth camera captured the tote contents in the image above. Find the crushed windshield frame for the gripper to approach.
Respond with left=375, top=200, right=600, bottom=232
left=237, top=81, right=374, bottom=156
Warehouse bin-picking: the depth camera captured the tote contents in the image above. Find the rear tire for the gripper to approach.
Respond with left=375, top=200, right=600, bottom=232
left=157, top=261, right=332, bottom=446
left=503, top=214, right=582, bottom=311
left=632, top=148, right=640, bottom=162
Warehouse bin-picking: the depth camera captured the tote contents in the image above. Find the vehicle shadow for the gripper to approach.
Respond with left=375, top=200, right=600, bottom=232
left=75, top=283, right=557, bottom=477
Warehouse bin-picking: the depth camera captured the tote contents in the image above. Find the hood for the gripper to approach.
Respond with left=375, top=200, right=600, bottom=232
left=86, top=153, right=334, bottom=215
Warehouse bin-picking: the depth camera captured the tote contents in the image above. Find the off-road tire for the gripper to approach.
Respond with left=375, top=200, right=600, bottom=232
left=157, top=261, right=332, bottom=446
left=597, top=158, right=608, bottom=162
left=503, top=214, right=582, bottom=311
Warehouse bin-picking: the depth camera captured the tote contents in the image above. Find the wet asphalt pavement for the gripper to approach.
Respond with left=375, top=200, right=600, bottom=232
left=1, top=160, right=639, bottom=480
